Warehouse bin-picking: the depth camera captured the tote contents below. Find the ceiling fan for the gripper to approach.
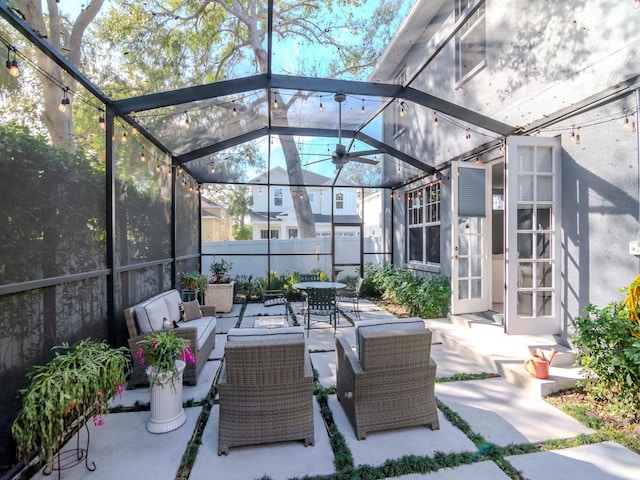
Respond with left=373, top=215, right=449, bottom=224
left=305, top=92, right=385, bottom=168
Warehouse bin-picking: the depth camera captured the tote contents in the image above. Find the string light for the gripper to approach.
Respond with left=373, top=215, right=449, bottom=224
left=131, top=126, right=138, bottom=135
left=575, top=127, right=581, bottom=144
left=98, top=113, right=106, bottom=130
left=58, top=88, right=70, bottom=112
left=399, top=101, right=406, bottom=117
left=121, top=132, right=128, bottom=143
left=140, top=152, right=146, bottom=163
left=184, top=112, right=190, bottom=128
left=319, top=100, right=324, bottom=112
left=5, top=45, right=19, bottom=77
left=624, top=111, right=632, bottom=130
left=258, top=187, right=263, bottom=196
left=433, top=111, right=438, bottom=127
left=210, top=163, right=215, bottom=173
left=499, top=140, right=505, bottom=155
left=464, top=129, right=471, bottom=142
left=361, top=99, right=365, bottom=114
left=273, top=93, right=279, bottom=109
left=232, top=101, right=238, bottom=117
left=156, top=163, right=161, bottom=173
left=570, top=127, right=576, bottom=142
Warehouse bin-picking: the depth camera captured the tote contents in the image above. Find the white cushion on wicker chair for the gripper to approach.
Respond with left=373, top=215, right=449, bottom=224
left=226, top=326, right=305, bottom=343
left=355, top=318, right=425, bottom=356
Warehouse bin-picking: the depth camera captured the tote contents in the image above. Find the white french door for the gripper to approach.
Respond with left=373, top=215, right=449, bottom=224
left=505, top=135, right=561, bottom=335
left=450, top=162, right=491, bottom=314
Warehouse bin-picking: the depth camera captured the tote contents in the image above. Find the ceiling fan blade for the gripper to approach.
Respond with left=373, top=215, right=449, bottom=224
left=349, top=157, right=380, bottom=165
left=346, top=148, right=385, bottom=158
left=303, top=157, right=331, bottom=166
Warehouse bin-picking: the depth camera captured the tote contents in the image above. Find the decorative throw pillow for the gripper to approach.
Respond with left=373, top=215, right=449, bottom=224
left=182, top=300, right=203, bottom=321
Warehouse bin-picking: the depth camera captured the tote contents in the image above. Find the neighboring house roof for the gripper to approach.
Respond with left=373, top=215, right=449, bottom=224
left=251, top=211, right=361, bottom=224
left=201, top=196, right=222, bottom=208
left=248, top=165, right=354, bottom=186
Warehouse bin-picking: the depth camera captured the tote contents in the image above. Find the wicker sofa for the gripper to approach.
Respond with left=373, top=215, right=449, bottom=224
left=217, top=326, right=314, bottom=455
left=124, top=289, right=217, bottom=388
left=335, top=318, right=440, bottom=439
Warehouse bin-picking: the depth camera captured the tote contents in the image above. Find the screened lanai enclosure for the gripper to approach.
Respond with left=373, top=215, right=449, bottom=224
left=2, top=0, right=640, bottom=475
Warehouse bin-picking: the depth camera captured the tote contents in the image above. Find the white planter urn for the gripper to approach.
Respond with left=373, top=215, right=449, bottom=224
left=205, top=281, right=235, bottom=313
left=146, top=359, right=187, bottom=434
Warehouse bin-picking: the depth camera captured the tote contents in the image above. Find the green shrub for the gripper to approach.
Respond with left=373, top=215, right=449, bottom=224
left=571, top=302, right=640, bottom=419
left=365, top=264, right=451, bottom=318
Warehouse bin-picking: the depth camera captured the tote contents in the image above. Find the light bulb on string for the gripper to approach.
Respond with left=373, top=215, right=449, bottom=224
left=156, top=163, right=161, bottom=173
left=361, top=99, right=365, bottom=114
left=570, top=127, right=576, bottom=142
left=5, top=46, right=19, bottom=77
left=319, top=100, right=324, bottom=112
left=273, top=93, right=279, bottom=109
left=140, top=152, right=146, bottom=163
left=58, top=89, right=70, bottom=112
left=433, top=112, right=438, bottom=127
left=624, top=111, right=632, bottom=130
left=98, top=114, right=106, bottom=130
left=210, top=163, right=215, bottom=174
left=232, top=102, right=238, bottom=117
left=121, top=132, right=127, bottom=143
left=184, top=112, right=190, bottom=129
left=575, top=127, right=581, bottom=145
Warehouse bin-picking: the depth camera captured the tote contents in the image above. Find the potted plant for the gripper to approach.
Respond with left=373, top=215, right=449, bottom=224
left=206, top=257, right=235, bottom=313
left=179, top=270, right=208, bottom=302
left=135, top=330, right=195, bottom=433
left=12, top=340, right=128, bottom=475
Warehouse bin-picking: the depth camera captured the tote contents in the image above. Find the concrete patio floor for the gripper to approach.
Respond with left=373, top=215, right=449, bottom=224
left=28, top=300, right=640, bottom=480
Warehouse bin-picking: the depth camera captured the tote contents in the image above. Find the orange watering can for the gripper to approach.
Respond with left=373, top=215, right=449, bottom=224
left=524, top=348, right=557, bottom=379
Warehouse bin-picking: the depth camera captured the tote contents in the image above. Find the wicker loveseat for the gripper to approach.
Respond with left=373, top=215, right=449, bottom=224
left=335, top=318, right=440, bottom=439
left=217, top=326, right=314, bottom=455
left=124, top=289, right=217, bottom=388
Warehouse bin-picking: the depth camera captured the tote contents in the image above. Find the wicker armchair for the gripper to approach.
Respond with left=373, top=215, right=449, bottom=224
left=335, top=318, right=440, bottom=439
left=218, top=327, right=315, bottom=454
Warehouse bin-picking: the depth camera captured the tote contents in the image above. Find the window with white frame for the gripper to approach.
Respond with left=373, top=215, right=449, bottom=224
left=260, top=229, right=279, bottom=239
left=407, top=182, right=441, bottom=265
left=274, top=188, right=283, bottom=206
left=455, top=0, right=486, bottom=85
left=335, top=192, right=344, bottom=209
left=394, top=68, right=407, bottom=137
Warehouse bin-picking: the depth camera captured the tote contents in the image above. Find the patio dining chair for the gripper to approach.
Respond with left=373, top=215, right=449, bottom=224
left=304, top=287, right=337, bottom=337
left=336, top=277, right=363, bottom=319
left=299, top=273, right=320, bottom=282
left=254, top=279, right=289, bottom=320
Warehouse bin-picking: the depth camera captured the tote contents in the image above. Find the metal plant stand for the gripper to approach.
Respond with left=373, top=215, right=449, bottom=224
left=42, top=421, right=95, bottom=479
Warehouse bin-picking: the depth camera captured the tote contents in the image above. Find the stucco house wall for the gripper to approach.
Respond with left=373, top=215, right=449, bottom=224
left=375, top=0, right=640, bottom=337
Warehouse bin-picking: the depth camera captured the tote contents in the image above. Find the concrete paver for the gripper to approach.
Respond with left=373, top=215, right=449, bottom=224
left=507, top=441, right=640, bottom=480
left=392, top=462, right=511, bottom=479
left=435, top=377, right=594, bottom=446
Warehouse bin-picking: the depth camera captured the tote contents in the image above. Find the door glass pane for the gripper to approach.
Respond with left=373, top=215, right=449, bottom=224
left=469, top=235, right=481, bottom=253
left=519, top=262, right=533, bottom=288
left=517, top=233, right=533, bottom=259
left=537, top=147, right=553, bottom=172
left=537, top=262, right=553, bottom=287
left=518, top=175, right=534, bottom=201
left=537, top=176, right=552, bottom=201
left=471, top=257, right=482, bottom=276
left=467, top=217, right=481, bottom=233
left=458, top=235, right=469, bottom=255
left=518, top=292, right=533, bottom=316
left=537, top=233, right=551, bottom=258
left=459, top=258, right=469, bottom=276
left=537, top=207, right=551, bottom=229
left=518, top=146, right=535, bottom=172
left=538, top=291, right=553, bottom=316
left=471, top=279, right=482, bottom=298
left=459, top=280, right=469, bottom=299
left=517, top=208, right=533, bottom=229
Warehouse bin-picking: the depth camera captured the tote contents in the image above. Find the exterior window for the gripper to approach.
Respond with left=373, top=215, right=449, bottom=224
left=260, top=229, right=279, bottom=239
left=407, top=182, right=441, bottom=265
left=335, top=192, right=344, bottom=209
left=274, top=188, right=283, bottom=206
left=394, top=68, right=406, bottom=137
left=288, top=228, right=298, bottom=239
left=455, top=0, right=486, bottom=85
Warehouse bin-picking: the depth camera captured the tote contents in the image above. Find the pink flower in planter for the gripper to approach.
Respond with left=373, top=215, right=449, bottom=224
left=179, top=344, right=195, bottom=365
left=136, top=347, right=145, bottom=363
left=116, top=384, right=124, bottom=395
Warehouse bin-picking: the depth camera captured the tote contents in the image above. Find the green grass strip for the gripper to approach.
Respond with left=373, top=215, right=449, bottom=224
left=436, top=372, right=500, bottom=383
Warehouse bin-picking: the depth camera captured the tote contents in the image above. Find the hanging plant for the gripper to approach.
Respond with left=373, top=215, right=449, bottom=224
left=11, top=340, right=129, bottom=469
